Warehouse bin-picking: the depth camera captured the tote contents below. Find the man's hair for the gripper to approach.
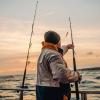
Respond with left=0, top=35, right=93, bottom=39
left=44, top=31, right=60, bottom=44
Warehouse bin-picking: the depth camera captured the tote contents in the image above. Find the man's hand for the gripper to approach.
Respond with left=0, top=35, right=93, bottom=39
left=76, top=72, right=82, bottom=82
left=62, top=44, right=74, bottom=55
left=66, top=44, right=74, bottom=49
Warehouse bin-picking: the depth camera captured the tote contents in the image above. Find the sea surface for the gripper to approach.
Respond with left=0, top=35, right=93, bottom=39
left=0, top=70, right=100, bottom=100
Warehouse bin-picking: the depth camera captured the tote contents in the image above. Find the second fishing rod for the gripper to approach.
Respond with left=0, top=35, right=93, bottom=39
left=69, top=17, right=80, bottom=100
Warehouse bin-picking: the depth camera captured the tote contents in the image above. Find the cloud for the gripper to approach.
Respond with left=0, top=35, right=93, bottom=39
left=87, top=52, right=94, bottom=55
left=0, top=17, right=32, bottom=35
left=0, top=51, right=39, bottom=73
left=40, top=11, right=55, bottom=17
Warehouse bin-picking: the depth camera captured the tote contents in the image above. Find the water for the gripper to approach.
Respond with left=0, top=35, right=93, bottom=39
left=0, top=70, right=100, bottom=100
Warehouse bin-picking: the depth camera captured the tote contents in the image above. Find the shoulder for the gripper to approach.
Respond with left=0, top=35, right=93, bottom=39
left=44, top=48, right=60, bottom=58
left=43, top=49, right=63, bottom=64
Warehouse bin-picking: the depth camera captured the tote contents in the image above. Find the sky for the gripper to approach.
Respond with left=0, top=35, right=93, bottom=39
left=0, top=0, right=100, bottom=74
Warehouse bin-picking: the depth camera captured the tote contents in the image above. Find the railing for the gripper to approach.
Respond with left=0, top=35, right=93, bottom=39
left=71, top=91, right=100, bottom=100
left=0, top=88, right=100, bottom=100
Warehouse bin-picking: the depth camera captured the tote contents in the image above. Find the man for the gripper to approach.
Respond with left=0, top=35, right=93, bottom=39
left=36, top=31, right=81, bottom=100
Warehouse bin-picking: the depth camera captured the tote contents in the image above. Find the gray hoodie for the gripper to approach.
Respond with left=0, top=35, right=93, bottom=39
left=37, top=48, right=79, bottom=87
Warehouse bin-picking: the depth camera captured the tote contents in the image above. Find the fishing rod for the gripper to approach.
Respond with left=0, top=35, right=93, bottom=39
left=19, top=0, right=39, bottom=100
left=69, top=17, right=80, bottom=100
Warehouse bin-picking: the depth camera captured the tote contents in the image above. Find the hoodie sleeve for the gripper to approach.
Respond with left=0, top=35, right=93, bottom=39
left=61, top=45, right=68, bottom=55
left=48, top=53, right=79, bottom=83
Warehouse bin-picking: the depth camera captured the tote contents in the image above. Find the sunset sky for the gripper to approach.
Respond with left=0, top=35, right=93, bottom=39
left=0, top=0, right=100, bottom=74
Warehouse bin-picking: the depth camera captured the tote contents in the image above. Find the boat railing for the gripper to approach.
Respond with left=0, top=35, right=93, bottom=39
left=0, top=88, right=100, bottom=100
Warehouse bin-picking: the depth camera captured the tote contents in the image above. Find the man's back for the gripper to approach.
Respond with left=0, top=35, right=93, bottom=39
left=37, top=48, right=62, bottom=87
